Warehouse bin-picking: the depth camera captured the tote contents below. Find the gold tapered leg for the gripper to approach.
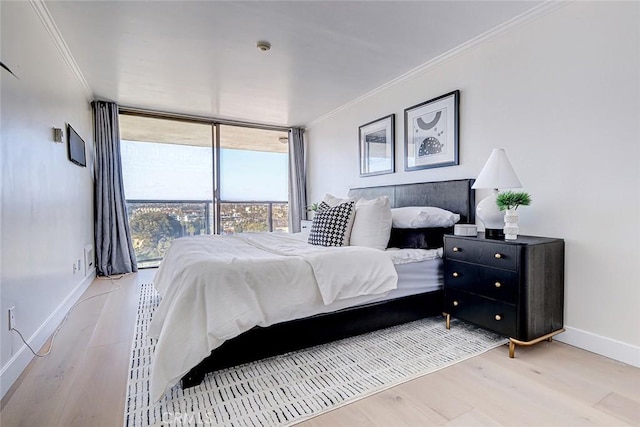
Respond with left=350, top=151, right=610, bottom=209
left=508, top=328, right=565, bottom=359
left=443, top=312, right=450, bottom=330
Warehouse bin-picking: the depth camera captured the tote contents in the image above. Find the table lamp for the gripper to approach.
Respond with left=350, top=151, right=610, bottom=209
left=471, top=148, right=522, bottom=239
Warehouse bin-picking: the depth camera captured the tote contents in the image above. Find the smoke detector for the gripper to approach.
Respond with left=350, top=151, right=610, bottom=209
left=256, top=41, right=271, bottom=52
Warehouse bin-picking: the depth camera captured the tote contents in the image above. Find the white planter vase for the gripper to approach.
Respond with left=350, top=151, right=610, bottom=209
left=503, top=209, right=519, bottom=240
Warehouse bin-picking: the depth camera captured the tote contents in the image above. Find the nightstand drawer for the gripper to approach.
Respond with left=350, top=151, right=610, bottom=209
left=444, top=261, right=519, bottom=304
left=445, top=238, right=518, bottom=271
left=445, top=290, right=517, bottom=337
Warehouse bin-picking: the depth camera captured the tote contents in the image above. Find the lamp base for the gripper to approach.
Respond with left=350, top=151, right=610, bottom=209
left=476, top=190, right=505, bottom=239
left=485, top=228, right=504, bottom=239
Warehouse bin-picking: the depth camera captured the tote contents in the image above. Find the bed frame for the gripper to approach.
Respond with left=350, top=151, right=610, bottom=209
left=181, top=179, right=475, bottom=388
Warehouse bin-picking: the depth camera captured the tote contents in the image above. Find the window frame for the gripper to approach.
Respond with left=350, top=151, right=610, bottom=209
left=118, top=108, right=290, bottom=264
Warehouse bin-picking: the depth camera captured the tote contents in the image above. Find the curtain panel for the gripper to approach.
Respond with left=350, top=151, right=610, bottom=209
left=93, top=101, right=137, bottom=276
left=288, top=128, right=307, bottom=233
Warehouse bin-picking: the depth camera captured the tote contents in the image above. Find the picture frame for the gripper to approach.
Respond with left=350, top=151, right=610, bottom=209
left=359, top=114, right=395, bottom=177
left=404, top=90, right=459, bottom=171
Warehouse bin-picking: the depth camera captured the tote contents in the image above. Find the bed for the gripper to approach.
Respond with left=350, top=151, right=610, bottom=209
left=148, top=179, right=475, bottom=400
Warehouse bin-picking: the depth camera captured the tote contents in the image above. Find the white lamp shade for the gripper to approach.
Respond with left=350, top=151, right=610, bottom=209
left=471, top=148, right=522, bottom=190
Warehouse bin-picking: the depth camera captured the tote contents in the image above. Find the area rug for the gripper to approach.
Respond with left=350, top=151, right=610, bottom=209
left=124, top=283, right=507, bottom=426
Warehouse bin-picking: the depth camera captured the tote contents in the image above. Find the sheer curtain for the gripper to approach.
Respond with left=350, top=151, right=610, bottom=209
left=288, top=128, right=307, bottom=232
left=93, top=101, right=137, bottom=275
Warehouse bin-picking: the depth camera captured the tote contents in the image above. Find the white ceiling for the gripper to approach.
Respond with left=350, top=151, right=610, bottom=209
left=46, top=1, right=540, bottom=128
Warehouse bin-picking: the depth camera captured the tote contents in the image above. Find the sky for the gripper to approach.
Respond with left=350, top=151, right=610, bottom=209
left=120, top=140, right=288, bottom=201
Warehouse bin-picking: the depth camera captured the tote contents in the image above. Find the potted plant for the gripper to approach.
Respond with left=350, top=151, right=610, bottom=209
left=496, top=191, right=531, bottom=240
left=305, top=202, right=320, bottom=221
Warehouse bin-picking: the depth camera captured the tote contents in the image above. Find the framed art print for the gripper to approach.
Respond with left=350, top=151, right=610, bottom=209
left=404, top=90, right=459, bottom=171
left=359, top=114, right=395, bottom=177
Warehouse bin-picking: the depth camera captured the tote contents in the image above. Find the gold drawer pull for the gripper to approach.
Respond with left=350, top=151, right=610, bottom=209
left=452, top=272, right=459, bottom=278
left=452, top=247, right=460, bottom=252
left=495, top=314, right=502, bottom=321
left=494, top=253, right=503, bottom=259
left=494, top=282, right=502, bottom=288
left=453, top=301, right=459, bottom=306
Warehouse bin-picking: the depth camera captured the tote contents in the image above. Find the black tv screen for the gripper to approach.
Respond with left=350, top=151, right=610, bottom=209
left=67, top=124, right=86, bottom=167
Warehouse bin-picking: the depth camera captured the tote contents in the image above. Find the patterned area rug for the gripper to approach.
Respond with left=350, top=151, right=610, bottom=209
left=124, top=283, right=507, bottom=426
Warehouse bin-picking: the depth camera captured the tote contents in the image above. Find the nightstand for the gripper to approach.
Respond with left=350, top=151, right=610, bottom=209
left=300, top=220, right=313, bottom=232
left=443, top=233, right=564, bottom=357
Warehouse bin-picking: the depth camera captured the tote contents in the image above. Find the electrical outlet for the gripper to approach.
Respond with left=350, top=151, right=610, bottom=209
left=8, top=307, right=15, bottom=330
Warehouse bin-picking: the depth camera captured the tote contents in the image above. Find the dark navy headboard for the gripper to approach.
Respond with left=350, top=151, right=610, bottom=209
left=348, top=179, right=476, bottom=224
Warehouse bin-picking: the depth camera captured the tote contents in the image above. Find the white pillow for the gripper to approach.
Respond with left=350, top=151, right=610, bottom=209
left=391, top=206, right=460, bottom=228
left=323, top=193, right=355, bottom=207
left=350, top=196, right=392, bottom=250
left=323, top=194, right=392, bottom=250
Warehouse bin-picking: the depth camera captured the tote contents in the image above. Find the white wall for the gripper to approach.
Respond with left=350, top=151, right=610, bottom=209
left=0, top=2, right=94, bottom=397
left=306, top=2, right=640, bottom=363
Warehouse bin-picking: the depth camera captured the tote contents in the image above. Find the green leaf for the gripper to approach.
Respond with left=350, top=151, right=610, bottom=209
left=496, top=191, right=531, bottom=211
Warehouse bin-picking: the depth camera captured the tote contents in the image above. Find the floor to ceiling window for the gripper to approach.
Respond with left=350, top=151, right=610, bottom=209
left=218, top=125, right=289, bottom=234
left=119, top=113, right=289, bottom=268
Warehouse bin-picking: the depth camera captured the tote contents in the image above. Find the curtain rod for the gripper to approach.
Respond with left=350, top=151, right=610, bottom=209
left=117, top=106, right=293, bottom=132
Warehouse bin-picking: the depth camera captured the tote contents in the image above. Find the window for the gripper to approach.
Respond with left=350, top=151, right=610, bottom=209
left=218, top=125, right=289, bottom=234
left=119, top=114, right=289, bottom=267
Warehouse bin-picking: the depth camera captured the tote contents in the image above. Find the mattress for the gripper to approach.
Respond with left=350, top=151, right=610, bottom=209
left=389, top=256, right=443, bottom=298
left=291, top=231, right=443, bottom=301
left=284, top=232, right=443, bottom=310
left=272, top=249, right=442, bottom=317
left=323, top=251, right=443, bottom=309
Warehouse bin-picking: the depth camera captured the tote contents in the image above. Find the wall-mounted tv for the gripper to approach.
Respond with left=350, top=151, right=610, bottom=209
left=67, top=123, right=86, bottom=167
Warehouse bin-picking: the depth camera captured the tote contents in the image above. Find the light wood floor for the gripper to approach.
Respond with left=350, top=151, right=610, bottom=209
left=1, top=270, right=639, bottom=426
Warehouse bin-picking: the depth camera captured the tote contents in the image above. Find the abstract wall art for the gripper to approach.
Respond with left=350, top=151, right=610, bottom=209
left=404, top=90, right=459, bottom=171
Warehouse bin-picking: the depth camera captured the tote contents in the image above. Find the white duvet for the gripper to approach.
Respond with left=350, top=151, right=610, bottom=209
left=147, top=232, right=399, bottom=401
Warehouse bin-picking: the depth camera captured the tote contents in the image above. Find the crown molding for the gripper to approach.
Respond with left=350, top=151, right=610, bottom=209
left=29, top=0, right=93, bottom=100
left=306, top=1, right=570, bottom=129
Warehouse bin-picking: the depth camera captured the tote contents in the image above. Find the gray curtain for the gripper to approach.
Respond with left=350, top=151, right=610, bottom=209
left=288, top=128, right=307, bottom=233
left=92, top=101, right=137, bottom=276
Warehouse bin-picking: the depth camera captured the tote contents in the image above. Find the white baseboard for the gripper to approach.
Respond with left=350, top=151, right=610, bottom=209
left=556, top=326, right=640, bottom=368
left=0, top=268, right=96, bottom=400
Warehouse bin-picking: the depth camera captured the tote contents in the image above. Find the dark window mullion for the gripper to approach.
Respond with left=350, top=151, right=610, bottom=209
left=213, top=123, right=221, bottom=235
